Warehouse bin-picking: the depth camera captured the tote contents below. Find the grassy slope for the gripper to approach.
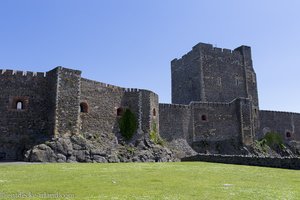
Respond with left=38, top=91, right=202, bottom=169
left=0, top=162, right=299, bottom=200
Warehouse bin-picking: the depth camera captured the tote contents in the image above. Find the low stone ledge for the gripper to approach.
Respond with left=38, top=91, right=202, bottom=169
left=181, top=154, right=300, bottom=170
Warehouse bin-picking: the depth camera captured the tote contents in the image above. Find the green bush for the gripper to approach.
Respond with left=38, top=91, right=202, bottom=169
left=254, top=140, right=269, bottom=153
left=119, top=109, right=138, bottom=140
left=259, top=132, right=285, bottom=150
left=149, top=122, right=164, bottom=146
left=126, top=146, right=136, bottom=155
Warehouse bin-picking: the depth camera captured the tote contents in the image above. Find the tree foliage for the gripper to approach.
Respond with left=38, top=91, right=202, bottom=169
left=119, top=109, right=137, bottom=140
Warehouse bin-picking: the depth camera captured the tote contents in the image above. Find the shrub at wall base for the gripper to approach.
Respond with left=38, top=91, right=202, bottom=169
left=119, top=109, right=138, bottom=141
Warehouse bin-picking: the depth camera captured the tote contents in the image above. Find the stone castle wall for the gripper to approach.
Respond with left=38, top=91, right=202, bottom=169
left=0, top=69, right=56, bottom=160
left=191, top=100, right=240, bottom=143
left=1, top=42, right=300, bottom=162
left=55, top=67, right=82, bottom=137
left=51, top=68, right=160, bottom=142
left=259, top=110, right=300, bottom=142
left=159, top=98, right=255, bottom=154
left=79, top=78, right=124, bottom=137
left=0, top=66, right=160, bottom=161
left=159, top=104, right=192, bottom=142
left=79, top=77, right=159, bottom=139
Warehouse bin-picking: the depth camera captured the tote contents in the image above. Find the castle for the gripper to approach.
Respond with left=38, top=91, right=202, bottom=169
left=1, top=42, right=300, bottom=161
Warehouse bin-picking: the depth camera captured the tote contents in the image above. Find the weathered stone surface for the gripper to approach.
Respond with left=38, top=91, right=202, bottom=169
left=0, top=68, right=55, bottom=161
left=73, top=150, right=91, bottom=162
left=93, top=155, right=107, bottom=163
left=25, top=133, right=178, bottom=163
left=90, top=149, right=106, bottom=156
left=47, top=138, right=73, bottom=156
left=57, top=153, right=67, bottom=163
left=107, top=154, right=120, bottom=163
left=67, top=155, right=77, bottom=163
left=1, top=42, right=300, bottom=168
left=29, top=145, right=57, bottom=162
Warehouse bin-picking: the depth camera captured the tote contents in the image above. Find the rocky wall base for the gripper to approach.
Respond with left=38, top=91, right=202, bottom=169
left=25, top=135, right=178, bottom=163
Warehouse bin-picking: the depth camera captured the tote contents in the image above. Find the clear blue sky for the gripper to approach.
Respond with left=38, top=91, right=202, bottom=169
left=1, top=0, right=300, bottom=112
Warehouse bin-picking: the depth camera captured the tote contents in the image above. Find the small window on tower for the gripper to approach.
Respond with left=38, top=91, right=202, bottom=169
left=286, top=132, right=291, bottom=138
left=80, top=102, right=89, bottom=113
left=10, top=97, right=28, bottom=111
left=153, top=108, right=156, bottom=117
left=235, top=77, right=240, bottom=86
left=252, top=73, right=256, bottom=84
left=217, top=77, right=222, bottom=86
left=16, top=101, right=23, bottom=110
left=201, top=115, right=207, bottom=121
left=117, top=108, right=123, bottom=116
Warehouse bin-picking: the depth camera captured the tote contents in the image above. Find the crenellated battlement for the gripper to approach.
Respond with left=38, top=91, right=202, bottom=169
left=172, top=43, right=243, bottom=67
left=124, top=88, right=140, bottom=92
left=192, top=42, right=245, bottom=56
left=190, top=101, right=232, bottom=109
left=159, top=103, right=190, bottom=109
left=160, top=97, right=250, bottom=110
left=81, top=78, right=125, bottom=91
left=189, top=97, right=250, bottom=108
left=0, top=69, right=47, bottom=78
left=81, top=77, right=159, bottom=96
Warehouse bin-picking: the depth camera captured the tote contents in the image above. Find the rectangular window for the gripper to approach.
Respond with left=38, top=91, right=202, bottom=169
left=235, top=77, right=240, bottom=86
left=252, top=73, right=256, bottom=84
left=9, top=96, right=29, bottom=111
left=217, top=77, right=222, bottom=86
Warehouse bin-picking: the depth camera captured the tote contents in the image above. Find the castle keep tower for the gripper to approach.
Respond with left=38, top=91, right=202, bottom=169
left=168, top=43, right=260, bottom=146
left=171, top=43, right=259, bottom=107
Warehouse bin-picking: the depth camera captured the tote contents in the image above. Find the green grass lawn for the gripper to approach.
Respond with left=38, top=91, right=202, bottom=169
left=0, top=162, right=299, bottom=200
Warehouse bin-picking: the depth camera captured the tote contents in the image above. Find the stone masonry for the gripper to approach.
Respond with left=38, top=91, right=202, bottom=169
left=0, top=42, right=299, bottom=161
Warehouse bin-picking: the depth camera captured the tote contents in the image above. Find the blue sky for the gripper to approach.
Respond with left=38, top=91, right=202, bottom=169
left=1, top=0, right=300, bottom=112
